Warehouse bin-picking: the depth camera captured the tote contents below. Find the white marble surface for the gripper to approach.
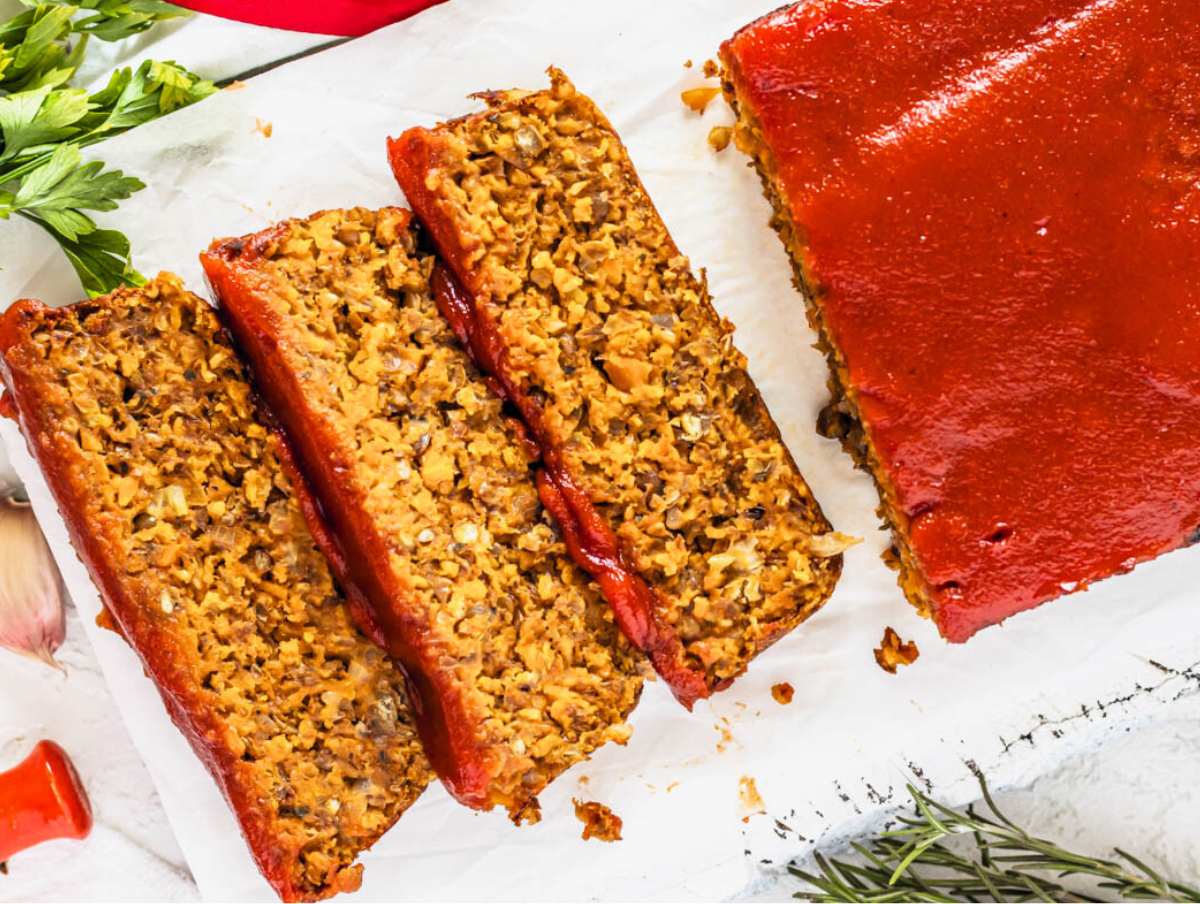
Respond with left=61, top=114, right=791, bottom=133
left=752, top=703, right=1200, bottom=900
left=2, top=614, right=1197, bottom=901
left=0, top=608, right=197, bottom=902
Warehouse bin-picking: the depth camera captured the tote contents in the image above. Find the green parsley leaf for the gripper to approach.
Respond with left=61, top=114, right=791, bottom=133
left=0, top=1, right=207, bottom=296
left=81, top=59, right=214, bottom=138
left=39, top=221, right=144, bottom=296
left=7, top=143, right=143, bottom=239
left=70, top=1, right=188, bottom=42
left=0, top=84, right=89, bottom=162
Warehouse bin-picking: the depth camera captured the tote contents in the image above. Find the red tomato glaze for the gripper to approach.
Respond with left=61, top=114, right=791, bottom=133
left=723, top=0, right=1200, bottom=640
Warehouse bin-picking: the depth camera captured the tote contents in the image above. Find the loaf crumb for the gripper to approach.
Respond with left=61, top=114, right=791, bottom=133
left=875, top=627, right=920, bottom=674
left=574, top=799, right=623, bottom=842
left=681, top=86, right=721, bottom=114
left=708, top=125, right=732, bottom=152
left=738, top=775, right=765, bottom=819
left=770, top=681, right=794, bottom=704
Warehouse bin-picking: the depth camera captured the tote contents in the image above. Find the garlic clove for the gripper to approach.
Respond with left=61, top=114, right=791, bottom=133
left=0, top=497, right=66, bottom=670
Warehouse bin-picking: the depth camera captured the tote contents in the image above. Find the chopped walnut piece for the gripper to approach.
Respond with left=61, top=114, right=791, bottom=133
left=770, top=681, right=794, bottom=705
left=808, top=531, right=862, bottom=557
left=573, top=799, right=623, bottom=842
left=874, top=627, right=920, bottom=674
left=604, top=354, right=653, bottom=392
left=681, top=86, right=721, bottom=114
left=708, top=126, right=732, bottom=152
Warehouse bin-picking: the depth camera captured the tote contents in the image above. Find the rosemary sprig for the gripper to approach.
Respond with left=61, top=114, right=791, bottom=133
left=0, top=2, right=214, bottom=295
left=792, top=775, right=1199, bottom=903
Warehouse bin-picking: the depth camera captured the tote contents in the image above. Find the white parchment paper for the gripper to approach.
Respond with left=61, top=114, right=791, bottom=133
left=3, top=1, right=1199, bottom=900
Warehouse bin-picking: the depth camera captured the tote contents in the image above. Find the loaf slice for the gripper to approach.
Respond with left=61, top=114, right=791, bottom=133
left=201, top=207, right=642, bottom=818
left=389, top=70, right=843, bottom=707
left=0, top=275, right=430, bottom=902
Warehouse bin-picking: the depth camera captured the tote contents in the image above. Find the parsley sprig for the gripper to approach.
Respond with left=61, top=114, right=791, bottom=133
left=0, top=2, right=215, bottom=295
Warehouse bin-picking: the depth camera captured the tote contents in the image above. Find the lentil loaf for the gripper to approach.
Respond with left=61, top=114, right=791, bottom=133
left=389, top=69, right=843, bottom=707
left=0, top=275, right=431, bottom=902
left=720, top=0, right=1200, bottom=640
left=201, top=207, right=642, bottom=817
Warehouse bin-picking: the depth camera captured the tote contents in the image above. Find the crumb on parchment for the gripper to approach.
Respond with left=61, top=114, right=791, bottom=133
left=708, top=125, right=732, bottom=152
left=738, top=776, right=765, bottom=821
left=511, top=796, right=542, bottom=827
left=875, top=627, right=920, bottom=674
left=684, top=59, right=693, bottom=68
left=254, top=118, right=273, bottom=138
left=715, top=717, right=736, bottom=753
left=703, top=58, right=718, bottom=78
left=574, top=799, right=623, bottom=842
left=681, top=86, right=721, bottom=114
left=771, top=681, right=794, bottom=705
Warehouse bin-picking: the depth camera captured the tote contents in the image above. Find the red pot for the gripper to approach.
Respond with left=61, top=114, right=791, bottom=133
left=171, top=0, right=448, bottom=36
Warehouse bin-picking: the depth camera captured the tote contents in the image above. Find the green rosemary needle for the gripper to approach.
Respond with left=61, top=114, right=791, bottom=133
left=792, top=775, right=1199, bottom=903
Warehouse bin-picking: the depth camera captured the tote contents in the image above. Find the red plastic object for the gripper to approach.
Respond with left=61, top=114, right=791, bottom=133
left=0, top=741, right=92, bottom=863
left=170, top=0, right=446, bottom=36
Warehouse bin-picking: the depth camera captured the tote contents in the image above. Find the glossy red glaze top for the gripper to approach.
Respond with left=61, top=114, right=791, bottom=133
left=723, top=0, right=1200, bottom=640
left=0, top=740, right=92, bottom=863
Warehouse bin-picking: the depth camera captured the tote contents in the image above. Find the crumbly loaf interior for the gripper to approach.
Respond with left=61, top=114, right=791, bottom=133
left=421, top=71, right=841, bottom=686
left=20, top=277, right=430, bottom=898
left=719, top=66, right=933, bottom=617
left=232, top=207, right=642, bottom=813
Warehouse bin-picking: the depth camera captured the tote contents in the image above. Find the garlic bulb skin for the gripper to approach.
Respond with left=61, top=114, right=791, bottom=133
left=0, top=442, right=19, bottom=499
left=0, top=496, right=66, bottom=669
